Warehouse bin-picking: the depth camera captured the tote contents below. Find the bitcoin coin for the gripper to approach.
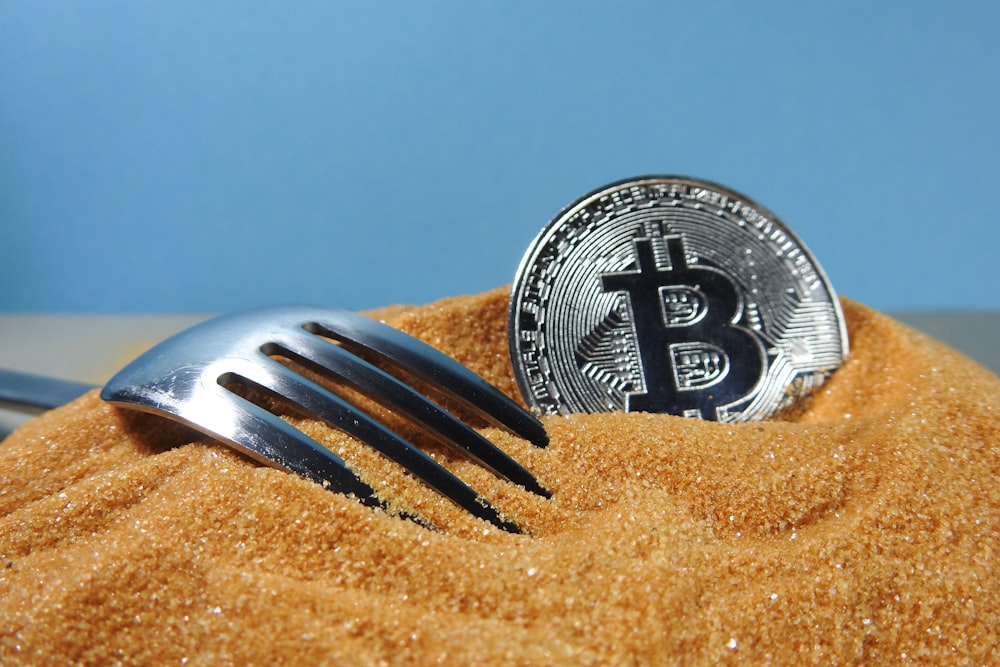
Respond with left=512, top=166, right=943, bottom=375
left=508, top=176, right=849, bottom=421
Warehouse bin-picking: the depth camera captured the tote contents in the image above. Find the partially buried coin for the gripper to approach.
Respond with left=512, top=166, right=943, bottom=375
left=508, top=175, right=849, bottom=421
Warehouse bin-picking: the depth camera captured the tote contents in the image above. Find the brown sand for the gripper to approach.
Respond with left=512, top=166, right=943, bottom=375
left=1, top=287, right=998, bottom=665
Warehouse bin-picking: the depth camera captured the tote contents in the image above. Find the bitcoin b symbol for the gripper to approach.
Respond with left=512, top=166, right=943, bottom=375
left=599, top=236, right=765, bottom=419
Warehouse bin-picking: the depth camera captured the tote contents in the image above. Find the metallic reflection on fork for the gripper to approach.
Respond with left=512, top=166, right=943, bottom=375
left=100, top=305, right=550, bottom=533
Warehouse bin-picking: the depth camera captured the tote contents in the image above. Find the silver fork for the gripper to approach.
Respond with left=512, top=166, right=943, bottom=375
left=4, top=306, right=550, bottom=533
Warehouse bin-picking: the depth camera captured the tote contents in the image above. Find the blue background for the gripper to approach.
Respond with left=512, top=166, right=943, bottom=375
left=2, top=1, right=998, bottom=313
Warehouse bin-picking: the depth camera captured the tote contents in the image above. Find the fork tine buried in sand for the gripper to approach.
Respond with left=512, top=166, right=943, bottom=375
left=99, top=305, right=549, bottom=533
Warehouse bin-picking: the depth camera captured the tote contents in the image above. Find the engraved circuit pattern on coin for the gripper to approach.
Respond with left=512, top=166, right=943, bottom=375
left=508, top=176, right=849, bottom=422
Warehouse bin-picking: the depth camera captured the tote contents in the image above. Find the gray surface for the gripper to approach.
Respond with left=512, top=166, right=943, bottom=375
left=1, top=311, right=997, bottom=440
left=888, top=311, right=999, bottom=376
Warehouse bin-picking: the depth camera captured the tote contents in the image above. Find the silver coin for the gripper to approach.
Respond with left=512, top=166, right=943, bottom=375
left=508, top=176, right=849, bottom=422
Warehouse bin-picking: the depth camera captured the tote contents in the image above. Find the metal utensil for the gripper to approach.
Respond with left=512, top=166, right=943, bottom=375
left=2, top=305, right=550, bottom=533
left=0, top=369, right=96, bottom=413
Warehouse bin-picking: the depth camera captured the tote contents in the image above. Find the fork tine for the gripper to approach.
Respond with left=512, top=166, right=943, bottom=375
left=213, top=392, right=440, bottom=530
left=203, top=392, right=384, bottom=503
left=230, top=357, right=523, bottom=533
left=303, top=311, right=549, bottom=448
left=103, top=372, right=437, bottom=530
left=265, top=329, right=550, bottom=498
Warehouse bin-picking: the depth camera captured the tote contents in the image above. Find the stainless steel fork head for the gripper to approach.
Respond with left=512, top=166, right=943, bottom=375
left=101, top=305, right=549, bottom=533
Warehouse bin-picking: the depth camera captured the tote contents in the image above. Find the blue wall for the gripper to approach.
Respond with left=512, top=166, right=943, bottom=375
left=2, top=1, right=998, bottom=312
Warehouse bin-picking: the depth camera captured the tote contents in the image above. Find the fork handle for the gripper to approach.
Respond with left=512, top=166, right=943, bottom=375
left=0, top=369, right=97, bottom=412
